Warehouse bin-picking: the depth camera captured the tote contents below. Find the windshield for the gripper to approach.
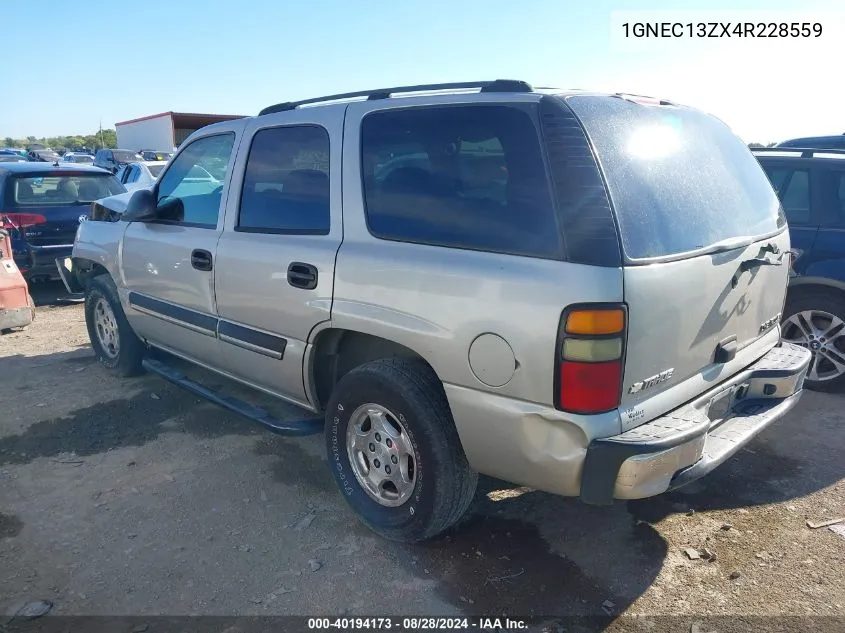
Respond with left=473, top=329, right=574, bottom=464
left=564, top=95, right=785, bottom=260
left=7, top=174, right=126, bottom=206
left=148, top=164, right=165, bottom=178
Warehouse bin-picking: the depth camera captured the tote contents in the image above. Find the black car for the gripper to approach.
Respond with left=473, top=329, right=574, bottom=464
left=0, top=163, right=126, bottom=281
left=139, top=149, right=173, bottom=162
left=93, top=148, right=143, bottom=174
left=754, top=147, right=845, bottom=391
left=776, top=134, right=845, bottom=150
left=27, top=148, right=61, bottom=162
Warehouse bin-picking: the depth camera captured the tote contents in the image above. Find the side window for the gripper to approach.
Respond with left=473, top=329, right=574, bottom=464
left=780, top=169, right=811, bottom=225
left=818, top=169, right=845, bottom=226
left=762, top=166, right=791, bottom=194
left=835, top=172, right=845, bottom=222
left=237, top=125, right=330, bottom=234
left=360, top=105, right=561, bottom=259
left=155, top=133, right=235, bottom=228
left=127, top=166, right=139, bottom=183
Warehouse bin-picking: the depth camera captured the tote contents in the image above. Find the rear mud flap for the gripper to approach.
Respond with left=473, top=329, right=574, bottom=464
left=55, top=257, right=85, bottom=295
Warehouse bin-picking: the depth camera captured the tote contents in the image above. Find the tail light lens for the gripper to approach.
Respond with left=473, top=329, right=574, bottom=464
left=556, top=306, right=626, bottom=414
left=1, top=213, right=47, bottom=229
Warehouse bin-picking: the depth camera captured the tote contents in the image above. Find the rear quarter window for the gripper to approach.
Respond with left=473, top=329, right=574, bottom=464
left=360, top=104, right=562, bottom=259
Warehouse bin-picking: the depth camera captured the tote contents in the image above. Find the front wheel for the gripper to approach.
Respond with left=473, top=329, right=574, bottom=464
left=84, top=275, right=145, bottom=376
left=782, top=289, right=845, bottom=392
left=324, top=358, right=478, bottom=542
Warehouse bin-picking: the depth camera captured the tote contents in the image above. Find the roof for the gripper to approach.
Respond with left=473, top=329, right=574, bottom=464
left=777, top=134, right=845, bottom=144
left=0, top=162, right=111, bottom=175
left=115, top=111, right=246, bottom=126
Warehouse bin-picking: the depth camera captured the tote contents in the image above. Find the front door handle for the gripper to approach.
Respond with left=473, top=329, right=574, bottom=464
left=287, top=262, right=318, bottom=290
left=191, top=249, right=213, bottom=271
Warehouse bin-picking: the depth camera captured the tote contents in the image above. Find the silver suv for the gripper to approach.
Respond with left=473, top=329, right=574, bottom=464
left=62, top=80, right=811, bottom=542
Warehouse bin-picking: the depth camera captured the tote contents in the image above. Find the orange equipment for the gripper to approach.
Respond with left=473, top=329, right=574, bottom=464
left=0, top=213, right=36, bottom=331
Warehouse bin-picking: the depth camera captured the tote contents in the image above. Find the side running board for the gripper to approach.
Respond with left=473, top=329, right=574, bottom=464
left=142, top=358, right=324, bottom=437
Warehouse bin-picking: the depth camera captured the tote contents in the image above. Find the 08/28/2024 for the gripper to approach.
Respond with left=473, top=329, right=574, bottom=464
left=307, top=618, right=472, bottom=630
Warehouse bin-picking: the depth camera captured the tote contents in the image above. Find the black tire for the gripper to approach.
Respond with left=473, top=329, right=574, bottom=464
left=325, top=358, right=478, bottom=542
left=783, top=288, right=845, bottom=392
left=84, top=274, right=145, bottom=376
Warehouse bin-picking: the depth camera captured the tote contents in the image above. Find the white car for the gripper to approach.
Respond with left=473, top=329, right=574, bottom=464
left=115, top=161, right=168, bottom=191
left=61, top=152, right=95, bottom=164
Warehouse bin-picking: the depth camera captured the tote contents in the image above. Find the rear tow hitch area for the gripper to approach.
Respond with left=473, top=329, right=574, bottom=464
left=580, top=342, right=811, bottom=505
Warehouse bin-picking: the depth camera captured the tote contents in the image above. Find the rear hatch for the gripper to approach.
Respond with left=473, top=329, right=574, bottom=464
left=560, top=94, right=789, bottom=427
left=4, top=171, right=126, bottom=247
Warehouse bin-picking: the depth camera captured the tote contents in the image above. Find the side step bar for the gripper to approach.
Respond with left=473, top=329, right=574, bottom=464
left=141, top=358, right=324, bottom=437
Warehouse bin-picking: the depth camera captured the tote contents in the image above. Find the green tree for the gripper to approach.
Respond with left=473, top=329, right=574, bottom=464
left=1, top=129, right=118, bottom=151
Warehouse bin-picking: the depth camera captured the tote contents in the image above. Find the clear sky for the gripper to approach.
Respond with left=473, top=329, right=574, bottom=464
left=1, top=0, right=842, bottom=143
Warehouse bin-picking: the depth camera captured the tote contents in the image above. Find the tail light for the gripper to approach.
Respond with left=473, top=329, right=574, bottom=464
left=556, top=305, right=626, bottom=414
left=1, top=213, right=47, bottom=230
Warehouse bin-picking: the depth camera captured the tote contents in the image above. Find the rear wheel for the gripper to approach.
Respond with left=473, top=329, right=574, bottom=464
left=324, top=358, right=478, bottom=542
left=85, top=275, right=145, bottom=376
left=782, top=288, right=845, bottom=392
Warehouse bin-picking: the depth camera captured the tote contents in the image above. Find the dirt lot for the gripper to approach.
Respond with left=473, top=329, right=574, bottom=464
left=1, top=283, right=844, bottom=631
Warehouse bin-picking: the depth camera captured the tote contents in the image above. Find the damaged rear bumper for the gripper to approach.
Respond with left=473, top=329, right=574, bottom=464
left=580, top=342, right=811, bottom=505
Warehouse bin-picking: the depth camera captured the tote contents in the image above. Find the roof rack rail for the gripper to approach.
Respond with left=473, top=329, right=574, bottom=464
left=259, top=79, right=534, bottom=116
left=612, top=92, right=675, bottom=106
left=752, top=147, right=845, bottom=158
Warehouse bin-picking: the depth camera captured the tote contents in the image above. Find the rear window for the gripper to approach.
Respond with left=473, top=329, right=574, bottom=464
left=564, top=95, right=785, bottom=260
left=147, top=164, right=165, bottom=178
left=7, top=174, right=126, bottom=206
left=361, top=104, right=561, bottom=259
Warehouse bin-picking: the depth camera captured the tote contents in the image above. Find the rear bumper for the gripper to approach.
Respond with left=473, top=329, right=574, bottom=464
left=16, top=244, right=74, bottom=279
left=580, top=342, right=811, bottom=504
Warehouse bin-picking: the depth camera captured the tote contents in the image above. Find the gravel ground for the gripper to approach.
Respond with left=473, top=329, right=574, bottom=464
left=1, top=283, right=843, bottom=631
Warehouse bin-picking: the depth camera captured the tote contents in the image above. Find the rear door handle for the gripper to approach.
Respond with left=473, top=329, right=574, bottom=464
left=287, top=262, right=318, bottom=290
left=191, top=249, right=213, bottom=271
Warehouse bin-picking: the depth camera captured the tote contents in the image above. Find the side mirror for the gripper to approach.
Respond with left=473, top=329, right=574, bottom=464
left=122, top=189, right=158, bottom=222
